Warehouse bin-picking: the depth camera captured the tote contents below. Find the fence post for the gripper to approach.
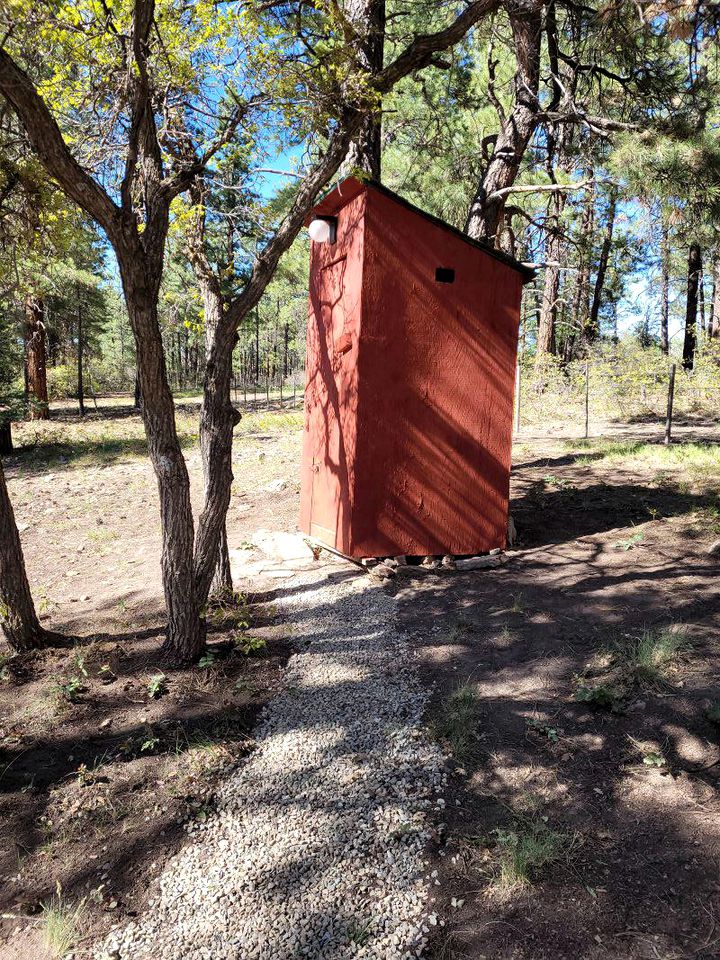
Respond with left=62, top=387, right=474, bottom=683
left=665, top=363, right=676, bottom=445
left=584, top=361, right=590, bottom=439
left=515, top=363, right=521, bottom=435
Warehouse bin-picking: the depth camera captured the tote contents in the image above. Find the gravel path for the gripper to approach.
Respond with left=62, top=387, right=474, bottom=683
left=97, top=566, right=446, bottom=959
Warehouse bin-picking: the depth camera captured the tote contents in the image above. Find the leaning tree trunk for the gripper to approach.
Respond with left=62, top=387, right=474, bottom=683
left=119, top=262, right=205, bottom=663
left=0, top=459, right=47, bottom=651
left=683, top=243, right=701, bottom=371
left=465, top=5, right=542, bottom=244
left=25, top=294, right=49, bottom=420
left=342, top=0, right=386, bottom=180
left=659, top=219, right=670, bottom=355
left=587, top=191, right=617, bottom=343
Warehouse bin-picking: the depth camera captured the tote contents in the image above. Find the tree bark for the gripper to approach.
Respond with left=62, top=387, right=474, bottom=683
left=118, top=258, right=205, bottom=663
left=465, top=4, right=542, bottom=243
left=25, top=294, right=49, bottom=420
left=536, top=191, right=566, bottom=359
left=586, top=191, right=617, bottom=343
left=77, top=293, right=85, bottom=417
left=0, top=421, right=12, bottom=455
left=186, top=187, right=241, bottom=603
left=659, top=218, right=670, bottom=354
left=343, top=0, right=386, bottom=180
left=569, top=174, right=595, bottom=355
left=710, top=255, right=720, bottom=339
left=683, top=243, right=701, bottom=370
left=0, top=458, right=47, bottom=651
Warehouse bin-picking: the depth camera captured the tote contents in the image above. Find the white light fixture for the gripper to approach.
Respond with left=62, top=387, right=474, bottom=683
left=308, top=216, right=337, bottom=244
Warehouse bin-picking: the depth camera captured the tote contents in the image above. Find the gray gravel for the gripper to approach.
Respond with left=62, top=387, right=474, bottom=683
left=96, top=566, right=445, bottom=960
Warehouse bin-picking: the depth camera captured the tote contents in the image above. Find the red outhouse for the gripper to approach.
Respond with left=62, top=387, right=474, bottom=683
left=299, top=177, right=533, bottom=559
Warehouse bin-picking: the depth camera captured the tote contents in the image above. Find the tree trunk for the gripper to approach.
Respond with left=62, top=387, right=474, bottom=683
left=569, top=174, right=595, bottom=355
left=25, top=294, right=49, bottom=420
left=659, top=219, right=670, bottom=355
left=0, top=458, right=47, bottom=651
left=587, top=191, right=617, bottom=343
left=133, top=373, right=142, bottom=410
left=699, top=269, right=706, bottom=337
left=194, top=281, right=240, bottom=603
left=342, top=0, right=386, bottom=180
left=0, top=421, right=12, bottom=455
left=186, top=184, right=240, bottom=602
left=118, top=261, right=205, bottom=664
left=465, top=6, right=542, bottom=244
left=683, top=243, right=701, bottom=370
left=710, top=255, right=720, bottom=339
left=77, top=295, right=85, bottom=417
left=536, top=191, right=566, bottom=359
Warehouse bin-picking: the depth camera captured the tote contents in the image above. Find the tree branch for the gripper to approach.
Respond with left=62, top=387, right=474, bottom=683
left=0, top=49, right=121, bottom=236
left=376, top=0, right=501, bottom=93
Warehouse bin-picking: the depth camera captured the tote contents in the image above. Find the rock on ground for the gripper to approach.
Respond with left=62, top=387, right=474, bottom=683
left=94, top=566, right=445, bottom=960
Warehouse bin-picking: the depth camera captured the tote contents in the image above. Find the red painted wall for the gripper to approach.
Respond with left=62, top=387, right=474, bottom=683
left=299, top=191, right=366, bottom=547
left=300, top=180, right=524, bottom=558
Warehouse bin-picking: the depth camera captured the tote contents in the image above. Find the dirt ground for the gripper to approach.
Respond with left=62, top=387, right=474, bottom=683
left=396, top=420, right=720, bottom=960
left=2, top=400, right=719, bottom=959
left=0, top=398, right=302, bottom=958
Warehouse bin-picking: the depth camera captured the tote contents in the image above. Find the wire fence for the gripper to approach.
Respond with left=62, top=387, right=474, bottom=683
left=514, top=342, right=720, bottom=440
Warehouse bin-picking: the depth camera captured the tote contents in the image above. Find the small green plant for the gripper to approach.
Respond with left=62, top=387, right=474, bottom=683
left=510, top=592, right=524, bottom=615
left=140, top=730, right=161, bottom=753
left=235, top=633, right=266, bottom=656
left=574, top=683, right=621, bottom=710
left=206, top=591, right=251, bottom=630
left=147, top=673, right=167, bottom=699
left=614, top=532, right=645, bottom=551
left=72, top=651, right=89, bottom=678
left=347, top=918, right=372, bottom=946
left=432, top=683, right=483, bottom=765
left=198, top=652, right=216, bottom=669
left=41, top=886, right=86, bottom=957
left=526, top=717, right=560, bottom=743
left=57, top=676, right=85, bottom=703
left=98, top=663, right=116, bottom=683
left=642, top=751, right=665, bottom=767
left=492, top=819, right=573, bottom=892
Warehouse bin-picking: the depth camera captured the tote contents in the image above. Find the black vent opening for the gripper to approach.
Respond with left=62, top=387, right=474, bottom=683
left=435, top=267, right=455, bottom=283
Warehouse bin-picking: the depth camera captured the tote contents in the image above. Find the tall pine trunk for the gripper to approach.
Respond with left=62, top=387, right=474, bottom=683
left=0, top=459, right=47, bottom=651
left=465, top=6, right=542, bottom=243
left=659, top=219, right=670, bottom=355
left=77, top=293, right=85, bottom=417
left=536, top=191, right=566, bottom=359
left=570, top=175, right=595, bottom=355
left=710, top=255, right=720, bottom=340
left=682, top=243, right=701, bottom=371
left=587, top=191, right=617, bottom=343
left=343, top=0, right=385, bottom=179
left=25, top=294, right=49, bottom=420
